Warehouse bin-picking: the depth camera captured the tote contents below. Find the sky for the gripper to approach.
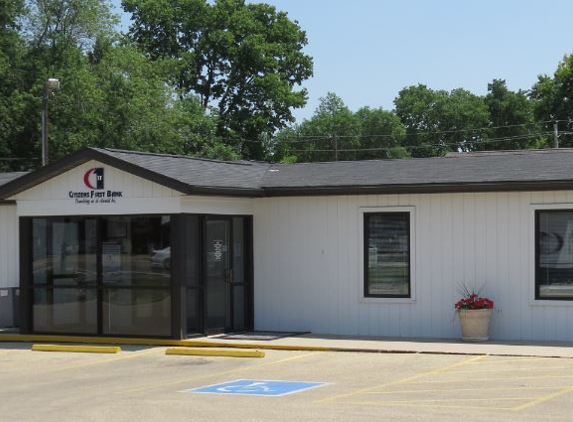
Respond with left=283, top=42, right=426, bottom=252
left=111, top=0, right=573, bottom=123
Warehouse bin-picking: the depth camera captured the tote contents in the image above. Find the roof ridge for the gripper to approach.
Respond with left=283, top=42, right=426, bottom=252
left=0, top=171, right=29, bottom=175
left=98, top=148, right=266, bottom=167
left=446, top=148, right=573, bottom=158
left=268, top=148, right=573, bottom=166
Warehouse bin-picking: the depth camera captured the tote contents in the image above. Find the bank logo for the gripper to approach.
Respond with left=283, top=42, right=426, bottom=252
left=83, top=168, right=104, bottom=190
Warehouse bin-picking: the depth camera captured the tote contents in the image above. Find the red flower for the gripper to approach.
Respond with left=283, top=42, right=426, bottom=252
left=454, top=289, right=494, bottom=310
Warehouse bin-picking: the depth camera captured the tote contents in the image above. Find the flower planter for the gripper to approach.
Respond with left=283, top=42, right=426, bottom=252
left=457, top=308, right=492, bottom=342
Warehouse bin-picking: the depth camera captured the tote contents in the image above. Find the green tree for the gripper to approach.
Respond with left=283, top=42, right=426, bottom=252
left=480, top=79, right=544, bottom=150
left=0, top=0, right=121, bottom=170
left=274, top=94, right=409, bottom=162
left=275, top=92, right=360, bottom=162
left=48, top=41, right=235, bottom=160
left=0, top=0, right=29, bottom=170
left=394, top=85, right=490, bottom=157
left=354, top=107, right=408, bottom=159
left=22, top=0, right=118, bottom=79
left=123, top=0, right=313, bottom=159
left=531, top=54, right=573, bottom=147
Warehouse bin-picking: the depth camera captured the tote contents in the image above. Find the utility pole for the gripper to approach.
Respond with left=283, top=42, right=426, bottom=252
left=554, top=120, right=559, bottom=149
left=332, top=134, right=338, bottom=161
left=41, top=78, right=60, bottom=166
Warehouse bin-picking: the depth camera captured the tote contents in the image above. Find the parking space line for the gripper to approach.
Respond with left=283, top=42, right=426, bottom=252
left=400, top=373, right=573, bottom=385
left=40, top=347, right=164, bottom=374
left=341, top=399, right=513, bottom=410
left=114, top=351, right=319, bottom=395
left=352, top=397, right=539, bottom=403
left=465, top=357, right=558, bottom=364
left=439, top=364, right=573, bottom=374
left=318, top=355, right=485, bottom=403
left=512, top=385, right=573, bottom=411
left=364, top=386, right=560, bottom=394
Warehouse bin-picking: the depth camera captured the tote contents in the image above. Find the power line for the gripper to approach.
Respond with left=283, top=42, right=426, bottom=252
left=288, top=132, right=553, bottom=154
left=237, top=120, right=559, bottom=144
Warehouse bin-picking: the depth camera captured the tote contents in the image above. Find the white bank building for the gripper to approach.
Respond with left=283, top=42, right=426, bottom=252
left=1, top=147, right=573, bottom=342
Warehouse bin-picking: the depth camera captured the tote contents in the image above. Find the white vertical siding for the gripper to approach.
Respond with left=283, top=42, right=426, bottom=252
left=253, top=191, right=573, bottom=341
left=0, top=205, right=18, bottom=288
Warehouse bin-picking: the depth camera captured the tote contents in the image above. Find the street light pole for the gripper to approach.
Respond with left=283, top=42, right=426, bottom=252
left=41, top=78, right=60, bottom=166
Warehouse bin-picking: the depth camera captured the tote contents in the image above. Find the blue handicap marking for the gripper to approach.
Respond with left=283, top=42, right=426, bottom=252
left=182, top=379, right=326, bottom=396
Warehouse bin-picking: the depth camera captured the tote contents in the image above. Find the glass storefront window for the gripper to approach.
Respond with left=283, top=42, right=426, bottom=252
left=32, top=219, right=48, bottom=284
left=30, top=215, right=172, bottom=336
left=33, top=288, right=97, bottom=334
left=102, top=216, right=171, bottom=287
left=102, top=288, right=171, bottom=336
left=26, top=214, right=251, bottom=337
left=32, top=218, right=97, bottom=286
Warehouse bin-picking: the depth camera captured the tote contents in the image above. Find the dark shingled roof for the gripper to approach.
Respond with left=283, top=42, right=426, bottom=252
left=94, top=148, right=271, bottom=190
left=0, top=172, right=27, bottom=203
left=2, top=147, right=573, bottom=199
left=0, top=172, right=28, bottom=187
left=261, top=149, right=573, bottom=193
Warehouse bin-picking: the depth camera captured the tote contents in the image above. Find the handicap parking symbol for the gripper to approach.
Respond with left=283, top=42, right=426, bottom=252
left=181, top=379, right=326, bottom=397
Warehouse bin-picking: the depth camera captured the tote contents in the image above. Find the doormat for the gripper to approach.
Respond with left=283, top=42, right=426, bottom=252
left=216, top=331, right=309, bottom=341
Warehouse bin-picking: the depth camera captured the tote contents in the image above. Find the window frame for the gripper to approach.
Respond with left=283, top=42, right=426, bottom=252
left=535, top=209, right=573, bottom=301
left=363, top=209, right=413, bottom=300
left=26, top=214, right=174, bottom=337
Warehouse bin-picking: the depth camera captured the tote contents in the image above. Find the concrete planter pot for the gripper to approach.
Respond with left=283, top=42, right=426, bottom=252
left=457, top=308, right=492, bottom=342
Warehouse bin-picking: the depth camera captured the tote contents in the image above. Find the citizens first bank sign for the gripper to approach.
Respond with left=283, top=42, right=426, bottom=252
left=68, top=168, right=123, bottom=205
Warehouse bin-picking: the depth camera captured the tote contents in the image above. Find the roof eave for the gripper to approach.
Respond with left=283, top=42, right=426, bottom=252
left=262, top=180, right=573, bottom=196
left=0, top=148, right=96, bottom=199
left=184, top=186, right=264, bottom=197
left=0, top=148, right=264, bottom=199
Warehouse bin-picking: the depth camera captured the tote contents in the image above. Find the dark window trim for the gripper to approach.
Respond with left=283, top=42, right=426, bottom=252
left=363, top=211, right=411, bottom=299
left=24, top=214, right=176, bottom=339
left=535, top=209, right=573, bottom=301
left=21, top=213, right=254, bottom=339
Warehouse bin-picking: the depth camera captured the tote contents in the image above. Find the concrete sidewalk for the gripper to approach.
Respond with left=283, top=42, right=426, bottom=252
left=2, top=330, right=572, bottom=358
left=202, top=333, right=573, bottom=358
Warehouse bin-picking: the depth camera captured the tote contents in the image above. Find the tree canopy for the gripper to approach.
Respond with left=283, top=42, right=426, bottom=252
left=124, top=0, right=313, bottom=160
left=0, top=0, right=242, bottom=171
left=2, top=0, right=573, bottom=169
left=531, top=54, right=573, bottom=147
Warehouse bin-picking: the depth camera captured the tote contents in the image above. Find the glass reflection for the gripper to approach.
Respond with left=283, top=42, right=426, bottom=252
left=101, top=216, right=171, bottom=287
left=33, top=288, right=97, bottom=334
left=32, top=218, right=97, bottom=286
left=31, top=215, right=173, bottom=337
left=102, top=289, right=171, bottom=336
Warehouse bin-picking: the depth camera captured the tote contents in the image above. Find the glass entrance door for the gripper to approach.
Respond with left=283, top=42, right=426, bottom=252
left=204, top=218, right=230, bottom=332
left=203, top=216, right=249, bottom=333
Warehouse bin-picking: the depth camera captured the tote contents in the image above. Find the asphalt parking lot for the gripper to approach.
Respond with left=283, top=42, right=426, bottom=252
left=2, top=343, right=573, bottom=422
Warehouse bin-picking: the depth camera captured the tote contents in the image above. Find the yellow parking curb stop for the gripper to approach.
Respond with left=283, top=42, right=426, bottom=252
left=32, top=344, right=122, bottom=354
left=166, top=347, right=265, bottom=358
